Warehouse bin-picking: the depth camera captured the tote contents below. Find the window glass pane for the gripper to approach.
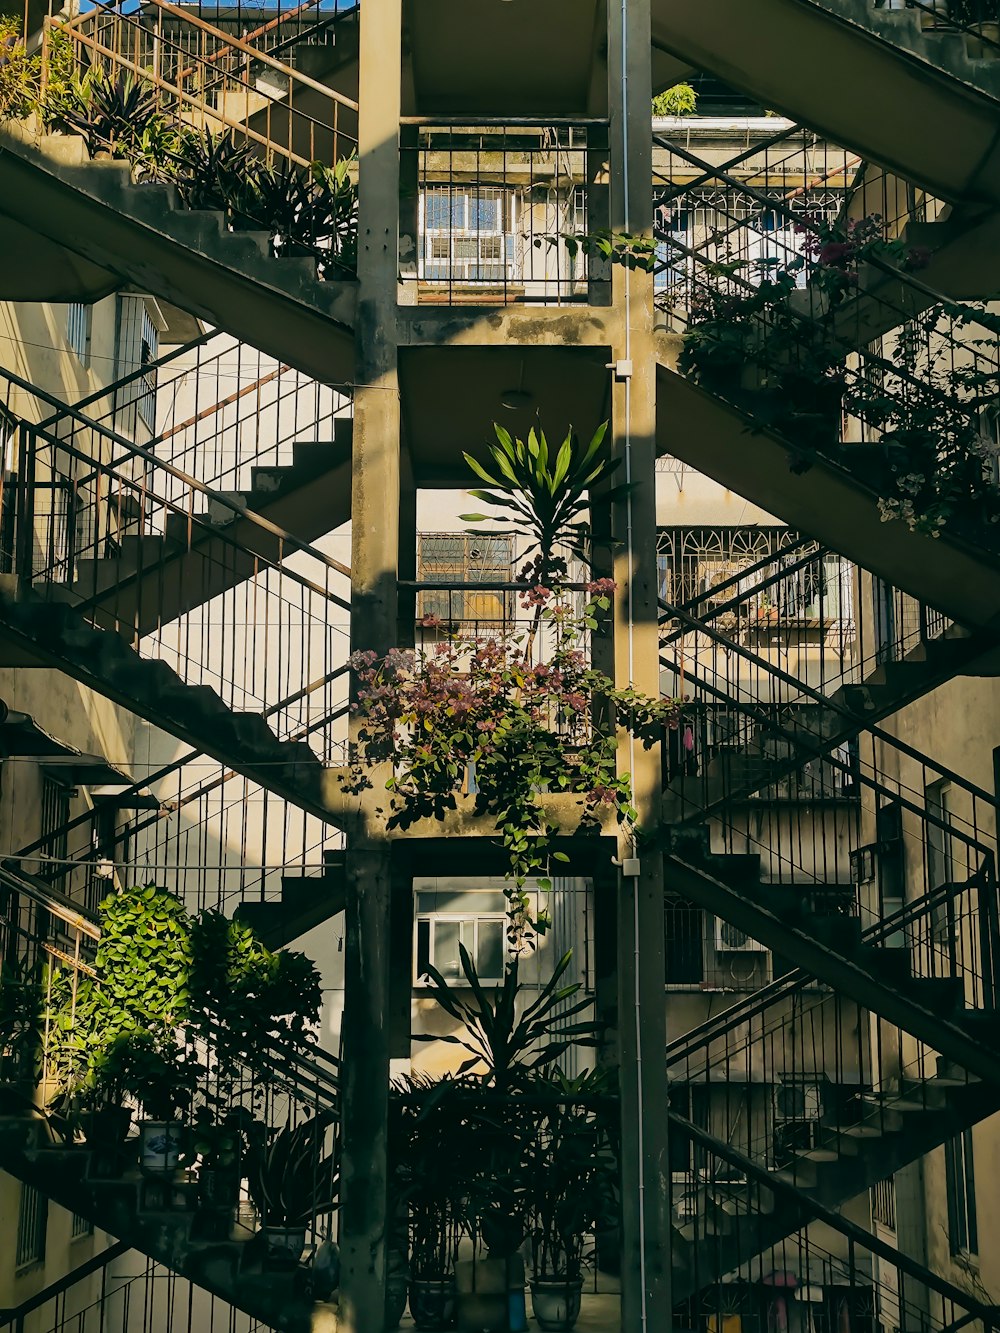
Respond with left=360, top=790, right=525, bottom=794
left=434, top=920, right=461, bottom=978
left=416, top=919, right=431, bottom=979
left=417, top=889, right=507, bottom=915
left=476, top=919, right=504, bottom=979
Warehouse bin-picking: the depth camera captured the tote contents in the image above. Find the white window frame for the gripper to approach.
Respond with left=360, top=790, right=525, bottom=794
left=419, top=186, right=520, bottom=285
left=414, top=911, right=508, bottom=987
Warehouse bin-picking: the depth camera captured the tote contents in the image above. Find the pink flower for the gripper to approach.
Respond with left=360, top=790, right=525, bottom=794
left=585, top=578, right=617, bottom=596
left=420, top=613, right=443, bottom=629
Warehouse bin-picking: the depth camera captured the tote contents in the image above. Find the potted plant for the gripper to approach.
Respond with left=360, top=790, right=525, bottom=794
left=390, top=1077, right=465, bottom=1331
left=99, top=1030, right=196, bottom=1173
left=526, top=1089, right=617, bottom=1332
left=187, top=1106, right=254, bottom=1238
left=245, top=1109, right=339, bottom=1270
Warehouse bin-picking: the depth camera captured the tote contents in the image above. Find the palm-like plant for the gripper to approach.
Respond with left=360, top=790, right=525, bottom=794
left=414, top=944, right=598, bottom=1094
left=460, top=422, right=627, bottom=587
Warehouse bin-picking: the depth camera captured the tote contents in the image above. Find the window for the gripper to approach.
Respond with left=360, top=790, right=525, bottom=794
left=664, top=897, right=704, bottom=985
left=926, top=779, right=957, bottom=944
left=945, top=1129, right=978, bottom=1258
left=871, top=1176, right=896, bottom=1231
left=71, top=1211, right=94, bottom=1240
left=114, top=296, right=159, bottom=434
left=414, top=887, right=509, bottom=984
left=16, top=1183, right=48, bottom=1270
left=420, top=187, right=517, bottom=283
left=0, top=406, right=16, bottom=574
left=66, top=303, right=92, bottom=366
left=40, top=774, right=71, bottom=872
left=418, top=533, right=513, bottom=626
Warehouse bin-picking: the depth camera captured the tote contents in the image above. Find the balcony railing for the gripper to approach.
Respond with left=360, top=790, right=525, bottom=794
left=399, top=119, right=607, bottom=306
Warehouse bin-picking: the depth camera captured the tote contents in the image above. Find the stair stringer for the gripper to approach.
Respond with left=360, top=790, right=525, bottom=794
left=663, top=853, right=1000, bottom=1085
left=0, top=578, right=345, bottom=826
left=655, top=350, right=1000, bottom=632
left=0, top=1116, right=324, bottom=1332
left=0, top=124, right=356, bottom=387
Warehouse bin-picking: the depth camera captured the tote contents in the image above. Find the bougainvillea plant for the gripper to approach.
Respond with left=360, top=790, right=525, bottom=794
left=348, top=423, right=682, bottom=947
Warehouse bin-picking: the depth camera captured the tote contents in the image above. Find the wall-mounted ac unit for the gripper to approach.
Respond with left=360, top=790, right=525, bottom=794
left=773, top=1082, right=823, bottom=1122
left=715, top=918, right=768, bottom=952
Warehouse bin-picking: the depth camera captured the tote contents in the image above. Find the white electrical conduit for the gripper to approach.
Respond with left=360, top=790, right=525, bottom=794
left=618, top=2, right=650, bottom=1331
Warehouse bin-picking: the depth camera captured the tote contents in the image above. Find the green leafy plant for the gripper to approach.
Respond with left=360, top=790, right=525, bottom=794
left=414, top=944, right=598, bottom=1093
left=61, top=69, right=161, bottom=157
left=245, top=1109, right=340, bottom=1229
left=652, top=82, right=698, bottom=117
left=94, top=1029, right=196, bottom=1121
left=533, top=227, right=657, bottom=275
left=0, top=16, right=39, bottom=118
left=527, top=1088, right=617, bottom=1283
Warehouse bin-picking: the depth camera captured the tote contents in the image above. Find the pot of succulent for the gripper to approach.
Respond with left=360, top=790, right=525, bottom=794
left=246, top=1109, right=340, bottom=1270
left=526, top=1081, right=618, bottom=1333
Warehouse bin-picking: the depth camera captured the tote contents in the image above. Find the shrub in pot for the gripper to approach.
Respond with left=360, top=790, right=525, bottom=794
left=245, top=1109, right=339, bottom=1270
left=98, top=1030, right=196, bottom=1174
left=526, top=1076, right=618, bottom=1332
left=187, top=1106, right=255, bottom=1238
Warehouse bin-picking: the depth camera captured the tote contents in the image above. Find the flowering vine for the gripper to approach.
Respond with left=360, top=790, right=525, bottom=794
left=347, top=423, right=682, bottom=947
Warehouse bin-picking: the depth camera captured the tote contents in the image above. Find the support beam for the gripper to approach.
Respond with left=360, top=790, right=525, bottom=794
left=607, top=0, right=672, bottom=1328
left=338, top=3, right=402, bottom=1329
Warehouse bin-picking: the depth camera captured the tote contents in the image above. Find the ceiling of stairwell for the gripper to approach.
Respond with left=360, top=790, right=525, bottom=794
left=398, top=344, right=611, bottom=487
left=401, top=0, right=606, bottom=115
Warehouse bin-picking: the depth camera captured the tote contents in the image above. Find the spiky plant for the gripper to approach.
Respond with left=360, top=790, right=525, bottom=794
left=460, top=421, right=627, bottom=587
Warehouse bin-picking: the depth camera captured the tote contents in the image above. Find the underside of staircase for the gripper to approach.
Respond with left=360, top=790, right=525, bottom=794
left=0, top=125, right=356, bottom=386
left=655, top=349, right=1000, bottom=633
left=651, top=0, right=1000, bottom=208
left=0, top=577, right=343, bottom=824
left=71, top=430, right=353, bottom=635
left=236, top=851, right=347, bottom=950
left=662, top=842, right=1000, bottom=1085
left=668, top=1064, right=1000, bottom=1299
left=0, top=1115, right=323, bottom=1333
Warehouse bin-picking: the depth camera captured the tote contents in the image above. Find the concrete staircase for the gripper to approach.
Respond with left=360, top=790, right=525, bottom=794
left=236, top=850, right=347, bottom=950
left=0, top=578, right=344, bottom=824
left=0, top=1114, right=328, bottom=1333
left=69, top=430, right=353, bottom=636
left=651, top=0, right=1000, bottom=209
left=655, top=348, right=1000, bottom=632
left=668, top=1067, right=1000, bottom=1298
left=663, top=842, right=1000, bottom=1085
left=0, top=124, right=355, bottom=386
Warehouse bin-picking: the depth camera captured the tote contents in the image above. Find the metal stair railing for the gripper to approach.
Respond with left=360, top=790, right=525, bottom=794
left=41, top=332, right=353, bottom=503
left=0, top=366, right=352, bottom=752
left=49, top=0, right=359, bottom=172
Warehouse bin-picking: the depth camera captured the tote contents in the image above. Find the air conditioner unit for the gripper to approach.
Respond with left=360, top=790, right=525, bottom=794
left=715, top=918, right=768, bottom=953
left=773, top=1082, right=823, bottom=1122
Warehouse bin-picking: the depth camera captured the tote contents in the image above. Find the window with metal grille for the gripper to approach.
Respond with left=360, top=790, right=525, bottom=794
left=66, top=303, right=92, bottom=366
left=40, top=774, right=71, bottom=874
left=871, top=1176, right=896, bottom=1231
left=16, top=1183, right=48, bottom=1269
left=418, top=533, right=513, bottom=625
left=71, top=1210, right=94, bottom=1239
left=946, top=1129, right=978, bottom=1258
left=664, top=897, right=704, bottom=985
left=114, top=296, right=159, bottom=434
left=420, top=187, right=518, bottom=283
left=0, top=406, right=16, bottom=575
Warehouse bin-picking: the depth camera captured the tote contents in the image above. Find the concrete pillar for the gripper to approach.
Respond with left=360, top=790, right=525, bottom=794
left=338, top=3, right=402, bottom=1329
left=607, top=0, right=673, bottom=1328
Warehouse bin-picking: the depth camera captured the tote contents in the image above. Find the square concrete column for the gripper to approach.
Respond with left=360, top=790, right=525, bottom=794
left=607, top=0, right=673, bottom=1329
left=338, top=2, right=403, bottom=1329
